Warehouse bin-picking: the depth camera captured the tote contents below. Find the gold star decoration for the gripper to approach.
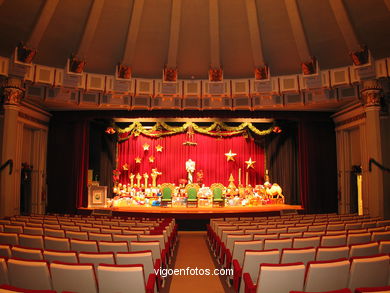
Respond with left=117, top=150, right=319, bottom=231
left=143, top=143, right=150, bottom=151
left=225, top=149, right=237, bottom=161
left=149, top=156, right=155, bottom=163
left=245, top=158, right=256, bottom=169
left=135, top=157, right=142, bottom=163
left=156, top=145, right=163, bottom=152
left=122, top=163, right=129, bottom=170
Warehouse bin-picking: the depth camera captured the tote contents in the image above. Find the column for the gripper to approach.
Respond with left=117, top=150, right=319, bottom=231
left=361, top=80, right=384, bottom=218
left=0, top=77, right=24, bottom=217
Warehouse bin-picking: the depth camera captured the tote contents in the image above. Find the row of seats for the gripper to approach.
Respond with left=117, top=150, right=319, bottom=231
left=207, top=214, right=390, bottom=292
left=241, top=255, right=390, bottom=293
left=210, top=230, right=390, bottom=267
left=0, top=257, right=156, bottom=293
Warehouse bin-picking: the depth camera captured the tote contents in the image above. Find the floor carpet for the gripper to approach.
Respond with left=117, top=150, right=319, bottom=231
left=167, top=231, right=229, bottom=293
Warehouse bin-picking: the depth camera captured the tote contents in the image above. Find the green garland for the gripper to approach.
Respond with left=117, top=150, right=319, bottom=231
left=115, top=121, right=275, bottom=141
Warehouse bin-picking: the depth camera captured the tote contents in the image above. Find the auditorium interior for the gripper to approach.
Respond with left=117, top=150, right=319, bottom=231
left=0, top=0, right=390, bottom=292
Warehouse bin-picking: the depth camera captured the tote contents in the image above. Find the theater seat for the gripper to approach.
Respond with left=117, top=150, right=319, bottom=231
left=7, top=259, right=52, bottom=290
left=243, top=262, right=305, bottom=293
left=50, top=262, right=98, bottom=293
left=97, top=264, right=155, bottom=293
left=0, top=284, right=56, bottom=293
left=290, top=289, right=352, bottom=293
left=355, top=286, right=390, bottom=292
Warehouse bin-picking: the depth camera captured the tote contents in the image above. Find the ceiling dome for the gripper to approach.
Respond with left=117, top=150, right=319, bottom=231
left=0, top=0, right=389, bottom=79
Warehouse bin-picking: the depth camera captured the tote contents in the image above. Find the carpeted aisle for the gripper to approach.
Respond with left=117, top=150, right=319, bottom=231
left=168, top=231, right=227, bottom=293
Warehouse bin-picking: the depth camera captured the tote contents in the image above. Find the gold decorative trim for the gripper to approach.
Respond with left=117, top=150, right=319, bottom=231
left=18, top=112, right=49, bottom=126
left=335, top=112, right=366, bottom=127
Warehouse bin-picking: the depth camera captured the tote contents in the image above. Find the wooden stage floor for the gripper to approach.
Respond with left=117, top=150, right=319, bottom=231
left=79, top=204, right=303, bottom=219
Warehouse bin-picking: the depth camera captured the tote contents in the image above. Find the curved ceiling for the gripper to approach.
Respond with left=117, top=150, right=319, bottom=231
left=0, top=0, right=389, bottom=79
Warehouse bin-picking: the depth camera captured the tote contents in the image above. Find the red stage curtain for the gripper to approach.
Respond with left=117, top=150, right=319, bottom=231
left=117, top=133, right=264, bottom=187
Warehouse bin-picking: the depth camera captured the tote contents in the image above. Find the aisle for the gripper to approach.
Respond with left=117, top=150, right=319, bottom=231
left=168, top=231, right=227, bottom=293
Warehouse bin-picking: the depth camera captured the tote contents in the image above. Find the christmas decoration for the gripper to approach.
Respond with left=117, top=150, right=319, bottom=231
left=149, top=156, right=155, bottom=163
left=135, top=157, right=142, bottom=163
left=156, top=145, right=163, bottom=152
left=245, top=158, right=256, bottom=169
left=225, top=149, right=237, bottom=161
left=114, top=121, right=275, bottom=141
left=143, top=143, right=150, bottom=151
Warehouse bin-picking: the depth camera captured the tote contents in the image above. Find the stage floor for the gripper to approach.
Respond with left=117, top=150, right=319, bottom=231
left=79, top=204, right=303, bottom=219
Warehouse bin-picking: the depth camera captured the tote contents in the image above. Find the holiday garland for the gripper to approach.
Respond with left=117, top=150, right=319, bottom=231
left=113, top=121, right=275, bottom=141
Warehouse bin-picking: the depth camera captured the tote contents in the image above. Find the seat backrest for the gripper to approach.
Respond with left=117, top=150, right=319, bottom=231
left=4, top=226, right=23, bottom=234
left=211, top=183, right=224, bottom=199
left=139, top=234, right=165, bottom=250
left=116, top=250, right=154, bottom=280
left=279, top=232, right=303, bottom=239
left=7, top=258, right=52, bottom=290
left=293, top=236, right=320, bottom=248
left=78, top=252, right=115, bottom=270
left=231, top=240, right=263, bottom=267
left=304, top=258, right=350, bottom=292
left=287, top=226, right=307, bottom=233
left=349, top=242, right=379, bottom=258
left=65, top=231, right=88, bottom=240
left=43, top=228, right=65, bottom=238
left=97, top=264, right=146, bottom=293
left=347, top=233, right=371, bottom=245
left=44, top=236, right=70, bottom=251
left=43, top=249, right=78, bottom=263
left=307, top=225, right=326, bottom=232
left=0, top=233, right=19, bottom=246
left=11, top=246, right=43, bottom=261
left=253, top=233, right=278, bottom=241
left=378, top=240, right=390, bottom=254
left=70, top=239, right=98, bottom=253
left=221, top=230, right=244, bottom=244
left=130, top=241, right=161, bottom=262
left=160, top=183, right=174, bottom=199
left=19, top=234, right=44, bottom=250
left=98, top=241, right=129, bottom=253
left=320, top=234, right=347, bottom=247
left=0, top=257, right=8, bottom=286
left=112, top=234, right=138, bottom=246
left=0, top=245, right=12, bottom=258
left=264, top=238, right=292, bottom=251
left=239, top=249, right=280, bottom=293
left=50, top=262, right=98, bottom=293
left=88, top=232, right=112, bottom=242
left=371, top=231, right=390, bottom=242
left=244, top=229, right=266, bottom=236
left=226, top=234, right=253, bottom=253
left=280, top=247, right=316, bottom=265
left=23, top=227, right=44, bottom=236
left=316, top=245, right=349, bottom=261
left=256, top=263, right=305, bottom=293
left=348, top=254, right=390, bottom=292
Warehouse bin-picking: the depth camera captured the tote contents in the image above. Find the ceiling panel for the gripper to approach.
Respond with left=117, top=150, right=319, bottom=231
left=256, top=0, right=302, bottom=75
left=85, top=0, right=134, bottom=74
left=344, top=0, right=390, bottom=59
left=132, top=0, right=171, bottom=77
left=34, top=0, right=94, bottom=68
left=0, top=0, right=45, bottom=57
left=219, top=0, right=253, bottom=78
left=177, top=0, right=210, bottom=79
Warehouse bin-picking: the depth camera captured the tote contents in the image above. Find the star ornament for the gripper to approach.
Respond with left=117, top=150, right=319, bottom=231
left=156, top=145, right=163, bottom=152
left=149, top=156, right=155, bottom=163
left=143, top=143, right=150, bottom=151
left=135, top=157, right=142, bottom=163
left=245, top=158, right=256, bottom=169
left=225, top=149, right=237, bottom=161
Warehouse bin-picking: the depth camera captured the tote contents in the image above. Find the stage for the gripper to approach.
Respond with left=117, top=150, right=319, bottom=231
left=79, top=203, right=302, bottom=221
